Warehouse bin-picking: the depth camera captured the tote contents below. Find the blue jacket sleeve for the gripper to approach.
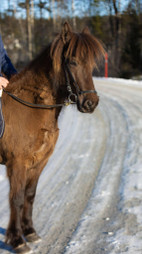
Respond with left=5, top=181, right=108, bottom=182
left=0, top=35, right=17, bottom=79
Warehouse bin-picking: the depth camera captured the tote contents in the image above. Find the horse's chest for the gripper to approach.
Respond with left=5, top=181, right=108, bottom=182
left=31, top=128, right=59, bottom=167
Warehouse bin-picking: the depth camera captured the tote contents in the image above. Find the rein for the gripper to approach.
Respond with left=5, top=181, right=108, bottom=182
left=3, top=89, right=75, bottom=109
left=3, top=64, right=97, bottom=110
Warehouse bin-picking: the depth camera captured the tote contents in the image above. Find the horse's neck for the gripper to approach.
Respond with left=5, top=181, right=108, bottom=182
left=7, top=69, right=61, bottom=128
left=8, top=47, right=66, bottom=111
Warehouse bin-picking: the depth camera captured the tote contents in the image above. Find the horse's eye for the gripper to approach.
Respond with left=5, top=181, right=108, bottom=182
left=70, top=61, right=77, bottom=66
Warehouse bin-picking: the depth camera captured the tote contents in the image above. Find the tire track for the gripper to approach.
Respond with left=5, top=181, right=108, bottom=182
left=32, top=106, right=107, bottom=254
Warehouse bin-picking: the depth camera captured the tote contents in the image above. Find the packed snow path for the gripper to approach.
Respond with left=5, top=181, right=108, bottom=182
left=0, top=78, right=142, bottom=254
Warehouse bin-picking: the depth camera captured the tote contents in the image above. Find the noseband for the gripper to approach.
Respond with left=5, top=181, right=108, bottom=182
left=64, top=63, right=97, bottom=104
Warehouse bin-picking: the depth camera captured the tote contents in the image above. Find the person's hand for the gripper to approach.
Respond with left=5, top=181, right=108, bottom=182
left=0, top=77, right=9, bottom=89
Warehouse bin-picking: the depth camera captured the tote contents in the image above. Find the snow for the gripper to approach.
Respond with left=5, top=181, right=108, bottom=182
left=0, top=174, right=5, bottom=182
left=0, top=78, right=142, bottom=253
left=65, top=78, right=142, bottom=254
left=94, top=77, right=142, bottom=87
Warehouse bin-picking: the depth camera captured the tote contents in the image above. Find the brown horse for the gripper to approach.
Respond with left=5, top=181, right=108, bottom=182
left=0, top=22, right=104, bottom=253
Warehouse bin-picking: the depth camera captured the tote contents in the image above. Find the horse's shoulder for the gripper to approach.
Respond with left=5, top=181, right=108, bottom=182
left=26, top=127, right=59, bottom=169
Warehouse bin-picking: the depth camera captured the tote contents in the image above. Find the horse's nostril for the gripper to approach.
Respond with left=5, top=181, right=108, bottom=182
left=85, top=100, right=93, bottom=108
left=78, top=98, right=98, bottom=113
left=83, top=100, right=93, bottom=110
left=87, top=100, right=93, bottom=107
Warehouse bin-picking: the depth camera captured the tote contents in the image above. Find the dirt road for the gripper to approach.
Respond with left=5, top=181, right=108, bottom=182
left=0, top=79, right=142, bottom=254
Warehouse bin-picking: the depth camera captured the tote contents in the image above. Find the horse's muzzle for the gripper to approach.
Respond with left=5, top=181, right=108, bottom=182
left=77, top=96, right=99, bottom=113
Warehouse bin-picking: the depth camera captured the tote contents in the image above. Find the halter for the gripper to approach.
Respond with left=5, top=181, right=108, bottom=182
left=3, top=64, right=97, bottom=109
left=64, top=63, right=97, bottom=104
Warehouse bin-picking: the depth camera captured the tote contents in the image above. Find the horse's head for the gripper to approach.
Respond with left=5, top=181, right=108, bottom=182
left=51, top=22, right=105, bottom=113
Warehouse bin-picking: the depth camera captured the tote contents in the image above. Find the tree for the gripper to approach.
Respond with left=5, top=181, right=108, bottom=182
left=120, top=3, right=142, bottom=78
left=72, top=0, right=76, bottom=29
left=18, top=0, right=34, bottom=60
left=26, top=0, right=33, bottom=60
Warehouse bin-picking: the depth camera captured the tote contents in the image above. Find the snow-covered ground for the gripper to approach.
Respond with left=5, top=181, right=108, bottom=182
left=0, top=78, right=142, bottom=254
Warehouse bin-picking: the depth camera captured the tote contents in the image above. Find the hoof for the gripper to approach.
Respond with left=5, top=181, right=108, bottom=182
left=25, top=233, right=41, bottom=243
left=14, top=243, right=33, bottom=254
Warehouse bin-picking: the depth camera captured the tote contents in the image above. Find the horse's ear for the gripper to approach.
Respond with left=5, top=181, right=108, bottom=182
left=82, top=26, right=91, bottom=35
left=61, top=22, right=72, bottom=44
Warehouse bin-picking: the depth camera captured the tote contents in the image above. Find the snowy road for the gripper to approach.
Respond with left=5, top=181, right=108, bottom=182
left=0, top=78, right=142, bottom=254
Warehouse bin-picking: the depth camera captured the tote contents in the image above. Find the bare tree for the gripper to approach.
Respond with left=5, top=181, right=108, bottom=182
left=26, top=0, right=32, bottom=60
left=51, top=0, right=56, bottom=30
left=72, top=0, right=76, bottom=29
left=26, top=0, right=34, bottom=60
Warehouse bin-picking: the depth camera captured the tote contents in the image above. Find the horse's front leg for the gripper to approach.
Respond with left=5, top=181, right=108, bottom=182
left=22, top=172, right=41, bottom=243
left=6, top=164, right=31, bottom=253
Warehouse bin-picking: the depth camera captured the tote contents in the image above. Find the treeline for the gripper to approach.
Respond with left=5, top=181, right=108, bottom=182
left=0, top=0, right=142, bottom=79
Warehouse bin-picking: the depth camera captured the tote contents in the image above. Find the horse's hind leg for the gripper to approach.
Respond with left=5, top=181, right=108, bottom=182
left=22, top=173, right=41, bottom=243
left=6, top=163, right=31, bottom=253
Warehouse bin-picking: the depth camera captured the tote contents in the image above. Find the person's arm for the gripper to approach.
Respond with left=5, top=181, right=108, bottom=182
left=0, top=35, right=17, bottom=80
